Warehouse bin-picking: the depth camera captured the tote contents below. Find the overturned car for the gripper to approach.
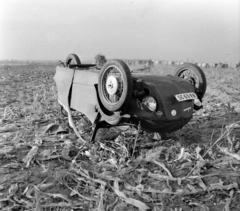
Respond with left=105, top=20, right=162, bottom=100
left=54, top=54, right=207, bottom=142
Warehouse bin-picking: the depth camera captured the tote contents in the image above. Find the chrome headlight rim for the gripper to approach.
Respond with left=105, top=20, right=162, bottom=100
left=142, top=96, right=157, bottom=112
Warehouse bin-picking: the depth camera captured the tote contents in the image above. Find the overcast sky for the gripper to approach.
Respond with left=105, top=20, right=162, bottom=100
left=0, top=0, right=239, bottom=64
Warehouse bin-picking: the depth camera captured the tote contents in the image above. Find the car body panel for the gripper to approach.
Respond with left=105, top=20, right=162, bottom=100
left=71, top=70, right=99, bottom=122
left=131, top=74, right=194, bottom=120
left=54, top=67, right=99, bottom=122
left=124, top=74, right=195, bottom=132
left=53, top=67, right=74, bottom=107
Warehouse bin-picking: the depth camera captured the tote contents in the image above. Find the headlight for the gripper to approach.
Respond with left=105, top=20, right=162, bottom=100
left=142, top=96, right=157, bottom=111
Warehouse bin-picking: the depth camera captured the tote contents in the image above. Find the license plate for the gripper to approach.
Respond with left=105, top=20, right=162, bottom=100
left=175, top=92, right=197, bottom=102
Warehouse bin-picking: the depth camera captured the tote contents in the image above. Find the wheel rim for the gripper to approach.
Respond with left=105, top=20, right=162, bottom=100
left=101, top=66, right=124, bottom=105
left=177, top=68, right=200, bottom=89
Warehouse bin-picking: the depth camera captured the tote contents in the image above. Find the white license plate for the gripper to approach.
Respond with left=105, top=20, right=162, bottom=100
left=175, top=92, right=197, bottom=102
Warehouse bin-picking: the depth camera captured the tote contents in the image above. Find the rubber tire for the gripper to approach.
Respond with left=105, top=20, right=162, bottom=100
left=65, top=54, right=81, bottom=66
left=174, top=63, right=207, bottom=99
left=98, top=59, right=133, bottom=112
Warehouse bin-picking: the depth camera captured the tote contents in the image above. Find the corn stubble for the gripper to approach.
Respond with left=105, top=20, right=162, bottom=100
left=0, top=63, right=240, bottom=211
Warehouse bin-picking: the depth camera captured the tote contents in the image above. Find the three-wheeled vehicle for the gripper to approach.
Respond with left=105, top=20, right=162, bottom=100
left=54, top=54, right=207, bottom=142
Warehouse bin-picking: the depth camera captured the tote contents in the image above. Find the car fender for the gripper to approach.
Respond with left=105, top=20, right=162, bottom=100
left=94, top=85, right=130, bottom=125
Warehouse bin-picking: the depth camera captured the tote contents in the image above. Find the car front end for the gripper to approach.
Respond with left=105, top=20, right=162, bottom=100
left=124, top=74, right=197, bottom=132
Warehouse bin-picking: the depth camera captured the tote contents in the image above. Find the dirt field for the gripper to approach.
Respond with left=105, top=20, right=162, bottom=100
left=0, top=63, right=240, bottom=211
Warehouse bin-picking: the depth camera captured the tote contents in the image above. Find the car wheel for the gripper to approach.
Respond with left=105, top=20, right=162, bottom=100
left=65, top=54, right=81, bottom=67
left=174, top=63, right=207, bottom=99
left=98, top=59, right=133, bottom=112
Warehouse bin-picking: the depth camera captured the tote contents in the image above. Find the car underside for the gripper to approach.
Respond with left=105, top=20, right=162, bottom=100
left=54, top=54, right=207, bottom=142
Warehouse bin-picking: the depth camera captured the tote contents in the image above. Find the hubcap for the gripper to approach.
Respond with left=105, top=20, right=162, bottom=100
left=106, top=76, right=118, bottom=95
